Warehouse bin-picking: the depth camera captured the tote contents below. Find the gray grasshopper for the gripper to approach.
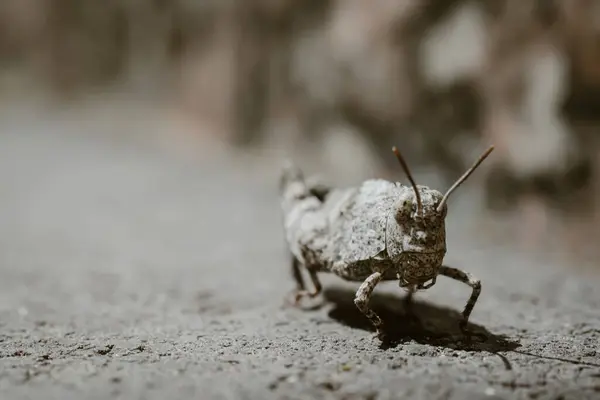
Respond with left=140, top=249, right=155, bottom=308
left=279, top=145, right=494, bottom=341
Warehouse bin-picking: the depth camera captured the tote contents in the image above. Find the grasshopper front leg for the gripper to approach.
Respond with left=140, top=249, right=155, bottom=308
left=438, top=265, right=485, bottom=339
left=354, top=272, right=385, bottom=340
left=403, top=284, right=420, bottom=324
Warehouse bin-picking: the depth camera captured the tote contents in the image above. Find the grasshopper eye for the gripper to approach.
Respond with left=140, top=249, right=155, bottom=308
left=396, top=198, right=414, bottom=222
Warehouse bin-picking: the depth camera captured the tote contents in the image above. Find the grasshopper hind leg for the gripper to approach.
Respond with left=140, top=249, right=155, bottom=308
left=279, top=163, right=329, bottom=307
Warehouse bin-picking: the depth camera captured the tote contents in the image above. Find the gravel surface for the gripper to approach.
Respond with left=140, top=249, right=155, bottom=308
left=0, top=105, right=599, bottom=400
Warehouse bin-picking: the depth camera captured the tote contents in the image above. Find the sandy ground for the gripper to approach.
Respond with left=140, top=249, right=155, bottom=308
left=0, top=102, right=599, bottom=400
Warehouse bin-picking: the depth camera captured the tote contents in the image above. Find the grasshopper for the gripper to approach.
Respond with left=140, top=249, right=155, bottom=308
left=279, top=145, right=494, bottom=341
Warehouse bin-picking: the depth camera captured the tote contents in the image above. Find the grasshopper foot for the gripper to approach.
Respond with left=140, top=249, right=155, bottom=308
left=294, top=290, right=311, bottom=305
left=282, top=289, right=313, bottom=307
left=288, top=287, right=322, bottom=307
left=374, top=327, right=387, bottom=343
left=282, top=289, right=302, bottom=308
left=283, top=289, right=324, bottom=311
left=459, top=320, right=487, bottom=342
left=293, top=269, right=322, bottom=304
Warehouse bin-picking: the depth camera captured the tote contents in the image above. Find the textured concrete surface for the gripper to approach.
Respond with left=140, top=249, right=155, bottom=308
left=0, top=104, right=599, bottom=400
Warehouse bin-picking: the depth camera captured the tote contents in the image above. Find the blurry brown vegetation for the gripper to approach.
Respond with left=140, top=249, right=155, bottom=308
left=1, top=0, right=600, bottom=221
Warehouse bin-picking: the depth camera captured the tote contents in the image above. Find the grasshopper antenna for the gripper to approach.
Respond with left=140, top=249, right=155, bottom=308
left=392, top=146, right=422, bottom=216
left=437, top=145, right=495, bottom=213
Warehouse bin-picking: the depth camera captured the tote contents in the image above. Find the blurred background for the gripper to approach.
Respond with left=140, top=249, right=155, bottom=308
left=1, top=0, right=600, bottom=270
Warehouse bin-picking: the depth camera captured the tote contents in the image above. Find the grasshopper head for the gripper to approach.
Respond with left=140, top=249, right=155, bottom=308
left=394, top=186, right=447, bottom=287
left=395, top=186, right=447, bottom=224
left=390, top=144, right=495, bottom=288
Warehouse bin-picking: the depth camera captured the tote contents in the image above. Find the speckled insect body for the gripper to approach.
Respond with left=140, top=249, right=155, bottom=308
left=279, top=145, right=495, bottom=342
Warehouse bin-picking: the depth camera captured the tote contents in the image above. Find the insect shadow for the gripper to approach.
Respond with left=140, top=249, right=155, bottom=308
left=322, top=286, right=521, bottom=352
